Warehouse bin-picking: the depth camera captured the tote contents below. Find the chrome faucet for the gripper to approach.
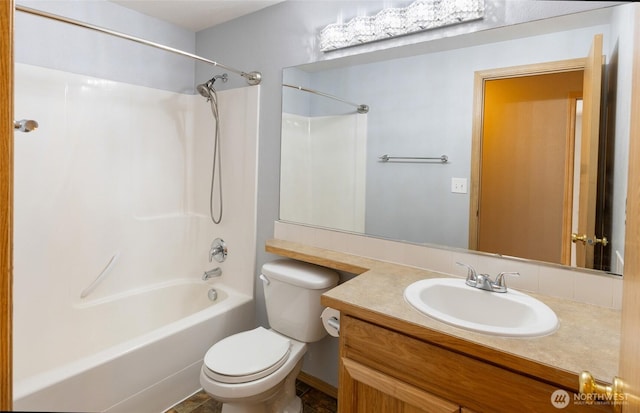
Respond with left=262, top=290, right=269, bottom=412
left=456, top=262, right=519, bottom=293
left=202, top=267, right=222, bottom=280
left=209, top=238, right=227, bottom=263
left=456, top=261, right=478, bottom=284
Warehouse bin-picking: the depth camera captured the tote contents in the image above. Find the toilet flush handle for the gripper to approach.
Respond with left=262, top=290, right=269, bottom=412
left=259, top=274, right=270, bottom=286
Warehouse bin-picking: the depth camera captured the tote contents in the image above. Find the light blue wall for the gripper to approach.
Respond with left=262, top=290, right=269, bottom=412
left=300, top=24, right=611, bottom=248
left=282, top=68, right=313, bottom=116
left=15, top=0, right=196, bottom=92
left=195, top=0, right=623, bottom=387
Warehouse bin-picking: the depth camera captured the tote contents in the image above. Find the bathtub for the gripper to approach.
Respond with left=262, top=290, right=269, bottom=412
left=13, top=279, right=255, bottom=413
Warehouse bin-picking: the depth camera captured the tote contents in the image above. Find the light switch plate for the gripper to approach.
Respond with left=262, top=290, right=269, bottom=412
left=451, top=177, right=468, bottom=194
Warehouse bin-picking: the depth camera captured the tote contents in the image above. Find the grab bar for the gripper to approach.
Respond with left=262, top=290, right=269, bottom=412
left=80, top=252, right=120, bottom=299
left=378, top=154, right=449, bottom=163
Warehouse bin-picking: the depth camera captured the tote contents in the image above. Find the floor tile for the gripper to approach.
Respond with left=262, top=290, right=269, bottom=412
left=166, top=380, right=336, bottom=413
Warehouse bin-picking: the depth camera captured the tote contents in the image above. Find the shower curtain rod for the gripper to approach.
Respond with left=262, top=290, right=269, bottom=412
left=15, top=5, right=262, bottom=85
left=283, top=83, right=369, bottom=114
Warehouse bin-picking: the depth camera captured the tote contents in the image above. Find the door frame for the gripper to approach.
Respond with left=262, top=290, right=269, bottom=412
left=469, top=58, right=587, bottom=255
left=618, top=4, right=640, bottom=409
left=0, top=0, right=13, bottom=409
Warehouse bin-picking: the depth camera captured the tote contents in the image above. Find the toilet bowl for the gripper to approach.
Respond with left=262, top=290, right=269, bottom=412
left=199, top=259, right=339, bottom=413
left=200, top=327, right=307, bottom=413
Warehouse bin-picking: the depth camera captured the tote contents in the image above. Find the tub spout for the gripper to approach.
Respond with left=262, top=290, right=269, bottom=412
left=203, top=267, right=222, bottom=280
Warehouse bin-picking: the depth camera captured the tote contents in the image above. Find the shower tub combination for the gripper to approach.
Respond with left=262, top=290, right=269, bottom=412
left=14, top=6, right=262, bottom=412
left=12, top=62, right=260, bottom=411
left=13, top=281, right=254, bottom=413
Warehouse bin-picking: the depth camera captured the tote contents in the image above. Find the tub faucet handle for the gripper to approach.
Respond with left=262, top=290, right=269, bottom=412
left=209, top=238, right=227, bottom=263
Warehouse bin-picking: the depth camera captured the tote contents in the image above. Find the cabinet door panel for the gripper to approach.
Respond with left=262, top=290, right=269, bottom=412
left=353, top=381, right=404, bottom=412
left=341, top=358, right=459, bottom=413
left=340, top=315, right=610, bottom=413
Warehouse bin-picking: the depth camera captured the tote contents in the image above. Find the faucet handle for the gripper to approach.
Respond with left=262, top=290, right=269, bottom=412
left=494, top=271, right=520, bottom=292
left=456, top=262, right=477, bottom=285
left=209, top=238, right=227, bottom=263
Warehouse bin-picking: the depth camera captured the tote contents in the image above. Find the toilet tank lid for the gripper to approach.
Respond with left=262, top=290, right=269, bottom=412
left=261, top=259, right=339, bottom=289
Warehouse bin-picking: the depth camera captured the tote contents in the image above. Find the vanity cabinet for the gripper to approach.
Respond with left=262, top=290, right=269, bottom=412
left=340, top=356, right=460, bottom=413
left=338, top=315, right=609, bottom=413
left=266, top=239, right=619, bottom=412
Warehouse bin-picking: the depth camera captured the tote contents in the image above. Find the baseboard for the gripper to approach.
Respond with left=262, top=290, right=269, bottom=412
left=297, top=371, right=338, bottom=399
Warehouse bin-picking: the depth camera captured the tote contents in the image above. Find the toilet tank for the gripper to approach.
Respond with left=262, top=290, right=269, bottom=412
left=261, top=259, right=339, bottom=343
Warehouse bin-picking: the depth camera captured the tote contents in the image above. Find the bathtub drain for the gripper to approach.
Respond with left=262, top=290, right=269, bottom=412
left=208, top=288, right=218, bottom=302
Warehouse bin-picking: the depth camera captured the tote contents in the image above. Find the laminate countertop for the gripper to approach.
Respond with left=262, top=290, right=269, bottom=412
left=266, top=239, right=621, bottom=390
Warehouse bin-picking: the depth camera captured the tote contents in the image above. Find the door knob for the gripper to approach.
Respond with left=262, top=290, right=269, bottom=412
left=591, top=236, right=609, bottom=246
left=579, top=371, right=625, bottom=413
left=571, top=233, right=609, bottom=246
left=572, top=233, right=588, bottom=244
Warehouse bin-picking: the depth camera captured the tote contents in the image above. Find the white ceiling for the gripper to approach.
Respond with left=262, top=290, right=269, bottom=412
left=110, top=0, right=284, bottom=32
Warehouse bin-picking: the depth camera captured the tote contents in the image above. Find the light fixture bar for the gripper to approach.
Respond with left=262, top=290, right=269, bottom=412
left=320, top=0, right=485, bottom=52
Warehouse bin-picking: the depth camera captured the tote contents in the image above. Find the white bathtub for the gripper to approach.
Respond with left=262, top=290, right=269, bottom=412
left=13, top=279, right=254, bottom=413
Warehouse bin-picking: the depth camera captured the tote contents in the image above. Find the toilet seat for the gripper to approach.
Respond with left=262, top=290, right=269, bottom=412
left=203, top=327, right=291, bottom=384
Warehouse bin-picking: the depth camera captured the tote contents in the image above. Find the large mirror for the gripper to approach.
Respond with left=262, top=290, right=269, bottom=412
left=280, top=4, right=633, bottom=276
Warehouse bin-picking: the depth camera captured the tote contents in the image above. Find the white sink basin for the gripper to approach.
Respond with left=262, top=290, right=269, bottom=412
left=404, top=278, right=558, bottom=337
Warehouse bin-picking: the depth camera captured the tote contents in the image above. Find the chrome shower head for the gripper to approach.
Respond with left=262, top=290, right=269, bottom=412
left=196, top=74, right=228, bottom=100
left=196, top=83, right=211, bottom=99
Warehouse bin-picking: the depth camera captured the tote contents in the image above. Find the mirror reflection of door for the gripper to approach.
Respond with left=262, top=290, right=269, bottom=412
left=470, top=34, right=604, bottom=269
left=576, top=33, right=605, bottom=269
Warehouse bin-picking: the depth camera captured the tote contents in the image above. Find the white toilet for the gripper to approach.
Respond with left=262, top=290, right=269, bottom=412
left=200, top=259, right=340, bottom=413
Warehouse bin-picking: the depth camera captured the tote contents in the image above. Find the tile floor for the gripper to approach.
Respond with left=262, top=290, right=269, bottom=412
left=164, top=380, right=337, bottom=413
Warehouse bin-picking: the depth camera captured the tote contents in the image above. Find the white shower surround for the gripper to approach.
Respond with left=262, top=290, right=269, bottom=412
left=13, top=63, right=261, bottom=412
left=280, top=112, right=367, bottom=233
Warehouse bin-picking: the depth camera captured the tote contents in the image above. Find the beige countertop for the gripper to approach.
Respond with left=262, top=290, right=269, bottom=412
left=266, top=239, right=621, bottom=390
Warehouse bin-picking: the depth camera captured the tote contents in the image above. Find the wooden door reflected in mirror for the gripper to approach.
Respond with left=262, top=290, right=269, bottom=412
left=470, top=34, right=606, bottom=270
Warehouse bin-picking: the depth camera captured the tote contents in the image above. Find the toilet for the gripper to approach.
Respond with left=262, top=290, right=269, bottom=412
left=200, top=259, right=340, bottom=413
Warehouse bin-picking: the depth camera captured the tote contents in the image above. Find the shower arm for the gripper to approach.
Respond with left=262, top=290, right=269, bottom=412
left=15, top=5, right=262, bottom=86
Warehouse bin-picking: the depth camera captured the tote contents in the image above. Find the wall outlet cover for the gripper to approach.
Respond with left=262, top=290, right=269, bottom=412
left=451, top=177, right=468, bottom=194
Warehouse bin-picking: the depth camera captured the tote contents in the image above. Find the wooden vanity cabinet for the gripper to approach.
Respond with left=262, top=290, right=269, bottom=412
left=338, top=315, right=609, bottom=413
left=340, top=356, right=460, bottom=413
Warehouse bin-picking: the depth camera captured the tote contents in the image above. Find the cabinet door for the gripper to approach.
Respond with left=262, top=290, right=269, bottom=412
left=339, top=357, right=460, bottom=413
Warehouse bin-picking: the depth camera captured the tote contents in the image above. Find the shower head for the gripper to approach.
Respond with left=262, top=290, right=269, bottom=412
left=197, top=83, right=212, bottom=99
left=196, top=73, right=229, bottom=100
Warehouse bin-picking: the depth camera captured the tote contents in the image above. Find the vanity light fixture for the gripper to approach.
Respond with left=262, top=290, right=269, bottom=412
left=319, top=0, right=485, bottom=52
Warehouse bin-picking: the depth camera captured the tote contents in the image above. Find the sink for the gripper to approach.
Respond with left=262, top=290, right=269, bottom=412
left=404, top=278, right=558, bottom=337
